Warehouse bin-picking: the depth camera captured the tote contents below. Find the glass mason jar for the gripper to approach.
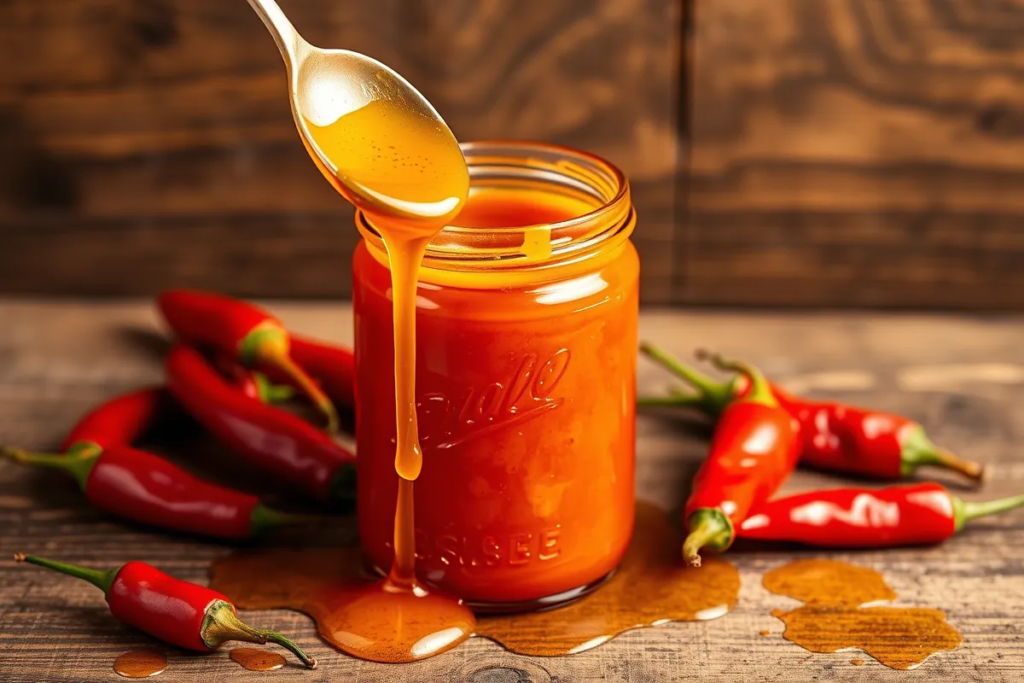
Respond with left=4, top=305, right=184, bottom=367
left=353, top=141, right=639, bottom=611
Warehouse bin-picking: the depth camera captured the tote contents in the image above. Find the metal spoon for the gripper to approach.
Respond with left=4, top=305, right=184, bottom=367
left=246, top=0, right=467, bottom=226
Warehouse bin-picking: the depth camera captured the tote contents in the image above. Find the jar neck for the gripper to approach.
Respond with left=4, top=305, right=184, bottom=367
left=356, top=141, right=634, bottom=288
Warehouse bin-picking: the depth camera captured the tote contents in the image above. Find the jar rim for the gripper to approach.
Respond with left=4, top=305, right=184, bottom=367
left=356, top=140, right=634, bottom=272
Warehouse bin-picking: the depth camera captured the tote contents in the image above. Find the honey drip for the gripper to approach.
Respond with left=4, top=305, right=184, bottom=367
left=300, top=98, right=473, bottom=662
left=229, top=648, right=286, bottom=672
left=764, top=559, right=962, bottom=670
left=112, top=649, right=167, bottom=678
left=209, top=502, right=740, bottom=658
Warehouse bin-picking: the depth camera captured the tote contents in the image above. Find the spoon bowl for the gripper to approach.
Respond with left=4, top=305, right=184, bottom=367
left=247, top=0, right=468, bottom=232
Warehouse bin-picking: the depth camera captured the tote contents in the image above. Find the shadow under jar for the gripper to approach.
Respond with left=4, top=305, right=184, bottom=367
left=353, top=141, right=639, bottom=612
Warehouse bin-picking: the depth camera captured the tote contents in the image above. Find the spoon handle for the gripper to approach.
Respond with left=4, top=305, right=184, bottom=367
left=247, top=0, right=307, bottom=66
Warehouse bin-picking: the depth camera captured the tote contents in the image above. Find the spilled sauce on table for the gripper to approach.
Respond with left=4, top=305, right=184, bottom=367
left=764, top=558, right=962, bottom=669
left=112, top=649, right=167, bottom=678
left=229, top=648, right=285, bottom=671
left=210, top=502, right=739, bottom=656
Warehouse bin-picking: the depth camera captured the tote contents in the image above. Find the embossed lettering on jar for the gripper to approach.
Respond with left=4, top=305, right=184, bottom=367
left=354, top=141, right=639, bottom=610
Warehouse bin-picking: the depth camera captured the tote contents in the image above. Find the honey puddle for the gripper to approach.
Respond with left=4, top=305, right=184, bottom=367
left=229, top=648, right=285, bottom=671
left=764, top=559, right=962, bottom=670
left=113, top=649, right=167, bottom=678
left=210, top=502, right=739, bottom=657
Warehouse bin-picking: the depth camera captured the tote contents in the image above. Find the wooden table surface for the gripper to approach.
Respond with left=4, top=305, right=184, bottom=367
left=1, top=300, right=1023, bottom=682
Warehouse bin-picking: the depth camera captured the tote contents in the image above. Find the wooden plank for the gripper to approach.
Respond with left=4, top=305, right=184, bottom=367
left=681, top=0, right=1024, bottom=309
left=2, top=300, right=1024, bottom=680
left=0, top=0, right=682, bottom=303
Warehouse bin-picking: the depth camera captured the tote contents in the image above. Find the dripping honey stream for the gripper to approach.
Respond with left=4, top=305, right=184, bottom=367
left=297, top=96, right=473, bottom=662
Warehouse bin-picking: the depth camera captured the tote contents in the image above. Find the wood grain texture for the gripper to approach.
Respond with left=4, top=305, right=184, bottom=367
left=0, top=0, right=682, bottom=303
left=2, top=300, right=1024, bottom=680
left=681, top=0, right=1024, bottom=309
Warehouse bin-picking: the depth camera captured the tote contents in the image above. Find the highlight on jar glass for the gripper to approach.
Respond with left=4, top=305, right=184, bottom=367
left=353, top=140, right=640, bottom=611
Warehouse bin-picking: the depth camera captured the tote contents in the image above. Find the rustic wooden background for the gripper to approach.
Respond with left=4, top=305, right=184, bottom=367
left=2, top=0, right=1024, bottom=308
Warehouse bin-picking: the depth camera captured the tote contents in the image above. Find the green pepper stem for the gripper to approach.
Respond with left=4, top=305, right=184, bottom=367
left=241, top=324, right=339, bottom=435
left=695, top=349, right=776, bottom=408
left=253, top=372, right=296, bottom=404
left=636, top=394, right=708, bottom=409
left=682, top=508, right=735, bottom=568
left=0, top=447, right=99, bottom=490
left=954, top=493, right=1024, bottom=531
left=639, top=343, right=736, bottom=416
left=249, top=504, right=331, bottom=536
left=14, top=553, right=117, bottom=596
left=899, top=426, right=987, bottom=485
left=202, top=600, right=317, bottom=668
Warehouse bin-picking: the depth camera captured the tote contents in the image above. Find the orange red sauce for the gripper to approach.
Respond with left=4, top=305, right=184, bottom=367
left=452, top=187, right=595, bottom=228
left=355, top=182, right=639, bottom=606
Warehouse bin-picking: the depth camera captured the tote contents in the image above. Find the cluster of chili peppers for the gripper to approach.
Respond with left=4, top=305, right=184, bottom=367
left=6, top=289, right=358, bottom=664
left=640, top=344, right=1024, bottom=566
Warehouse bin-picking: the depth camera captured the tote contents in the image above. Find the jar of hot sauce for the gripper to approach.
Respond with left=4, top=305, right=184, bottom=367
left=353, top=141, right=638, bottom=611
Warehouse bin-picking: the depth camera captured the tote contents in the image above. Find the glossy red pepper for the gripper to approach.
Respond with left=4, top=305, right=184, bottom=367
left=1, top=446, right=300, bottom=539
left=682, top=352, right=801, bottom=567
left=60, top=387, right=178, bottom=456
left=738, top=482, right=1024, bottom=548
left=260, top=334, right=356, bottom=410
left=14, top=554, right=316, bottom=667
left=158, top=289, right=339, bottom=434
left=2, top=387, right=305, bottom=539
left=639, top=344, right=986, bottom=484
left=165, top=344, right=355, bottom=507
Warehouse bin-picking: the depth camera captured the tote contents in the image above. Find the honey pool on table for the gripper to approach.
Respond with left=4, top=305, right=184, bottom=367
left=210, top=502, right=740, bottom=657
left=764, top=558, right=962, bottom=670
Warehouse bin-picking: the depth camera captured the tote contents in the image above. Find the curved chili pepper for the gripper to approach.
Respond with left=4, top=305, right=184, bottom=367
left=158, top=290, right=338, bottom=434
left=165, top=344, right=355, bottom=508
left=14, top=554, right=316, bottom=668
left=737, top=482, right=1024, bottom=548
left=259, top=335, right=355, bottom=410
left=1, top=446, right=303, bottom=539
left=639, top=344, right=986, bottom=484
left=682, top=352, right=801, bottom=567
left=4, top=386, right=307, bottom=538
left=60, top=387, right=177, bottom=456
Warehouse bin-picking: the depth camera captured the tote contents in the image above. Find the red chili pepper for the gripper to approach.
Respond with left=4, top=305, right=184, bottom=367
left=737, top=482, right=1024, bottom=548
left=213, top=353, right=295, bottom=404
left=259, top=335, right=355, bottom=410
left=165, top=344, right=355, bottom=508
left=14, top=554, right=316, bottom=668
left=158, top=290, right=339, bottom=434
left=1, top=446, right=304, bottom=539
left=639, top=344, right=986, bottom=484
left=2, top=387, right=307, bottom=539
left=682, top=352, right=801, bottom=567
left=60, top=387, right=178, bottom=456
